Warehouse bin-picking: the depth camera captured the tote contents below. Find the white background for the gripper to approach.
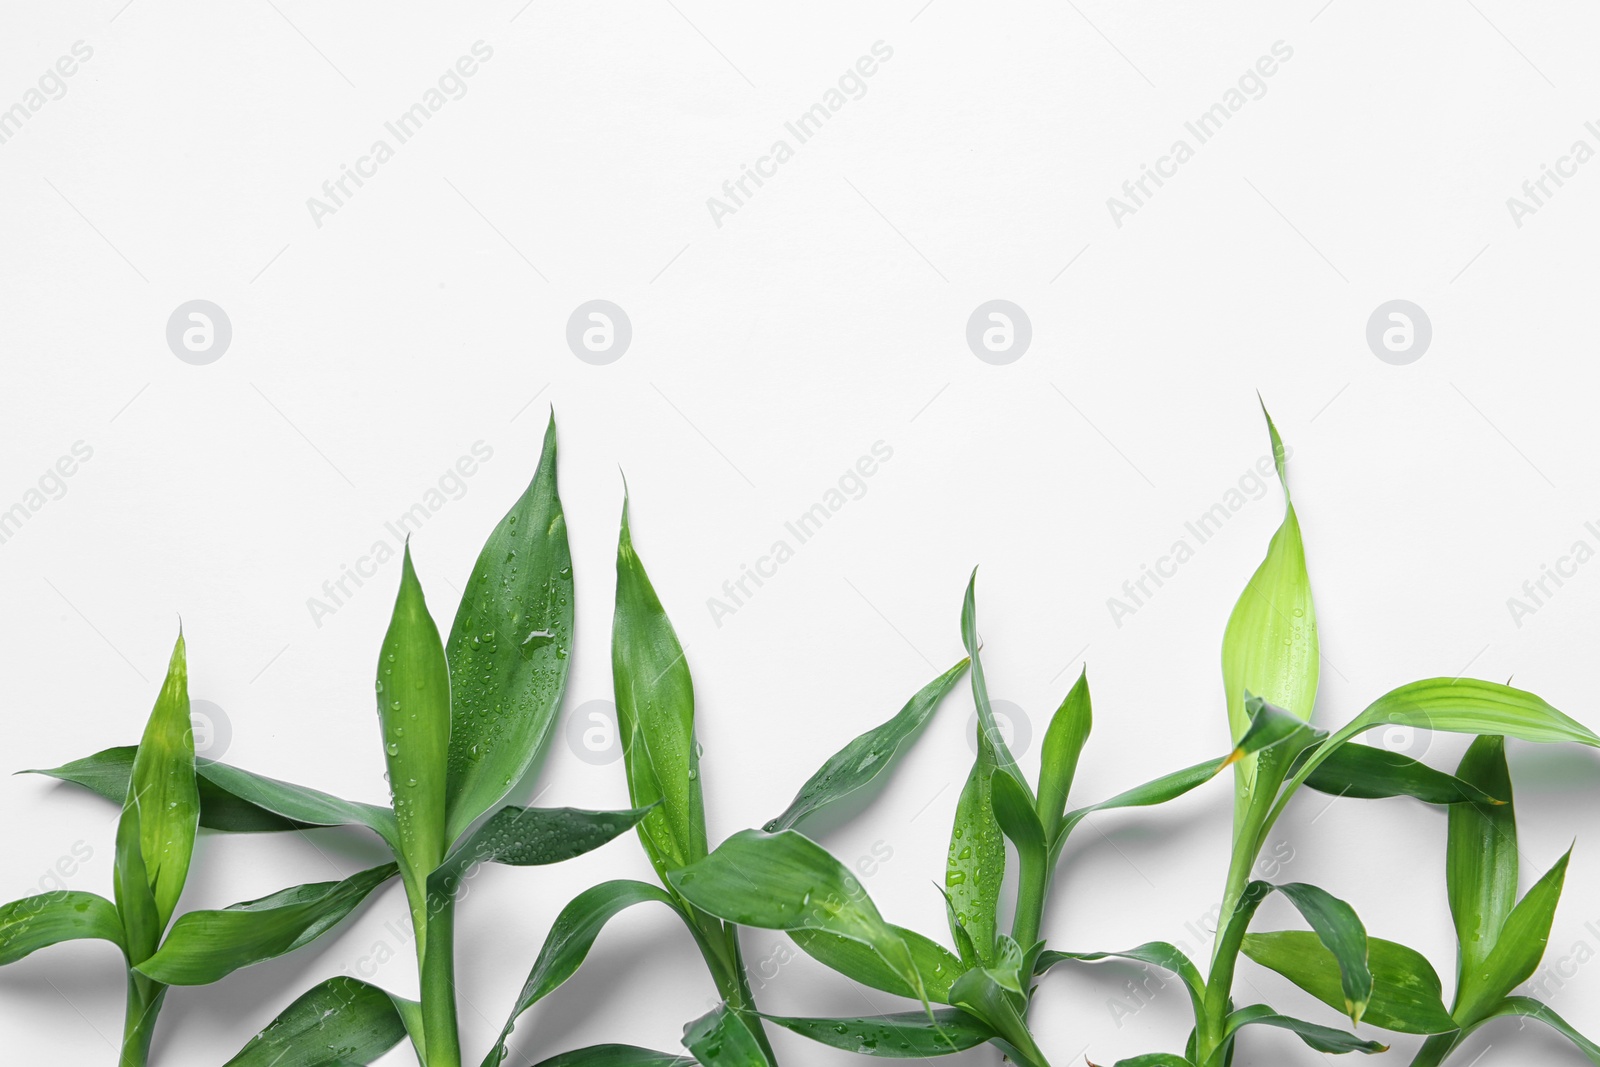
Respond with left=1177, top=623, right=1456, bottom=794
left=2, top=1, right=1599, bottom=1064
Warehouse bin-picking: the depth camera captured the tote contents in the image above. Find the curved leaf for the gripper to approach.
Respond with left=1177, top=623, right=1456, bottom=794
left=1085, top=1056, right=1193, bottom=1067
left=481, top=879, right=678, bottom=1067
left=445, top=414, right=573, bottom=844
left=683, top=1003, right=773, bottom=1065
left=1038, top=942, right=1205, bottom=1022
left=1221, top=1004, right=1386, bottom=1054
left=116, top=631, right=200, bottom=957
left=0, top=891, right=123, bottom=964
left=1301, top=741, right=1504, bottom=805
left=1456, top=847, right=1572, bottom=1024
left=530, top=1048, right=694, bottom=1067
left=440, top=804, right=650, bottom=885
left=378, top=545, right=452, bottom=877
left=1447, top=735, right=1518, bottom=1008
left=764, top=658, right=969, bottom=833
left=947, top=966, right=1050, bottom=1067
left=1346, top=678, right=1600, bottom=748
left=960, top=571, right=1030, bottom=800
left=223, top=976, right=410, bottom=1066
left=1225, top=881, right=1371, bottom=1024
left=194, top=761, right=398, bottom=846
left=945, top=741, right=1004, bottom=966
left=137, top=864, right=397, bottom=985
left=764, top=1008, right=994, bottom=1055
left=1037, top=669, right=1092, bottom=842
left=613, top=497, right=705, bottom=880
left=1477, top=997, right=1600, bottom=1063
left=789, top=924, right=963, bottom=1003
left=1241, top=931, right=1455, bottom=1035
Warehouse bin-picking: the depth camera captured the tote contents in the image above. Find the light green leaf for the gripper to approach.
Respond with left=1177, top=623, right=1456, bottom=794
left=1037, top=669, right=1092, bottom=842
left=1241, top=931, right=1456, bottom=1035
left=669, top=829, right=927, bottom=1001
left=115, top=631, right=201, bottom=957
left=1220, top=403, right=1318, bottom=826
left=764, top=1009, right=994, bottom=1056
left=1456, top=847, right=1573, bottom=1024
left=481, top=879, right=678, bottom=1067
left=444, top=414, right=573, bottom=845
left=136, top=864, right=397, bottom=985
left=1346, top=678, right=1600, bottom=748
left=764, top=658, right=969, bottom=833
left=683, top=1004, right=773, bottom=1065
left=991, top=769, right=1045, bottom=856
left=0, top=891, right=123, bottom=964
left=612, top=496, right=705, bottom=880
left=223, top=977, right=411, bottom=1066
left=945, top=743, right=1004, bottom=966
left=1037, top=942, right=1205, bottom=1023
left=1221, top=1004, right=1387, bottom=1055
left=789, top=924, right=963, bottom=1003
left=1446, top=735, right=1518, bottom=1009
left=377, top=545, right=452, bottom=878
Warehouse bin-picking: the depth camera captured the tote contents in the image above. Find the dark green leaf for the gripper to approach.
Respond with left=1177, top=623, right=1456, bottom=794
left=223, top=977, right=410, bottom=1066
left=947, top=966, right=1050, bottom=1067
left=481, top=880, right=678, bottom=1067
left=682, top=1004, right=772, bottom=1065
left=0, top=891, right=122, bottom=964
left=1456, top=847, right=1572, bottom=1024
left=529, top=1048, right=694, bottom=1067
left=445, top=414, right=573, bottom=845
left=377, top=545, right=452, bottom=878
left=938, top=884, right=978, bottom=968
left=1301, top=741, right=1504, bottom=805
left=960, top=571, right=1031, bottom=800
left=1084, top=1056, right=1193, bottom=1067
left=1226, top=881, right=1371, bottom=1024
left=1447, top=735, right=1518, bottom=1010
left=1478, top=997, right=1600, bottom=1063
left=612, top=497, right=705, bottom=880
left=789, top=924, right=962, bottom=1003
left=194, top=761, right=399, bottom=847
left=1221, top=1004, right=1387, bottom=1055
left=1037, top=669, right=1092, bottom=842
left=136, top=864, right=397, bottom=985
left=1241, top=931, right=1455, bottom=1035
left=1037, top=942, right=1205, bottom=1022
left=765, top=1009, right=994, bottom=1055
left=945, top=745, right=1003, bottom=966
left=439, top=804, right=650, bottom=885
left=764, top=658, right=969, bottom=833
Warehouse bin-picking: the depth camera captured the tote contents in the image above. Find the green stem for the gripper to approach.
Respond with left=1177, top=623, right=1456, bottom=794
left=1408, top=1032, right=1460, bottom=1067
left=685, top=908, right=778, bottom=1062
left=119, top=974, right=165, bottom=1067
left=410, top=873, right=462, bottom=1067
left=1010, top=844, right=1050, bottom=952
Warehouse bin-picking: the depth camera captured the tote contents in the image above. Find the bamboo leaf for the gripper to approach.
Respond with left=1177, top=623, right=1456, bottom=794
left=938, top=884, right=978, bottom=967
left=1220, top=1005, right=1387, bottom=1055
left=947, top=966, right=1051, bottom=1067
left=1455, top=847, right=1573, bottom=1024
left=945, top=744, right=1004, bottom=965
left=1346, top=678, right=1600, bottom=748
left=1085, top=1056, right=1193, bottom=1067
left=529, top=1048, right=694, bottom=1067
left=1241, top=931, right=1456, bottom=1035
left=1226, top=881, right=1372, bottom=1025
left=1301, top=742, right=1504, bottom=805
left=1037, top=669, right=1092, bottom=842
left=1220, top=404, right=1318, bottom=831
left=194, top=761, right=399, bottom=847
left=960, top=571, right=1031, bottom=800
left=136, top=863, right=398, bottom=985
left=439, top=804, right=650, bottom=884
left=481, top=879, right=678, bottom=1067
left=115, top=631, right=201, bottom=957
left=1037, top=942, right=1205, bottom=1022
left=378, top=545, right=453, bottom=878
left=682, top=1003, right=773, bottom=1065
left=223, top=976, right=411, bottom=1066
left=764, top=1009, right=994, bottom=1055
left=991, top=769, right=1045, bottom=856
left=1446, top=734, right=1519, bottom=1010
left=764, top=658, right=969, bottom=833
left=0, top=891, right=123, bottom=964
left=668, top=829, right=927, bottom=1000
left=1476, top=997, right=1600, bottom=1063
left=445, top=414, right=573, bottom=845
left=788, top=924, right=963, bottom=1003
left=612, top=496, right=706, bottom=880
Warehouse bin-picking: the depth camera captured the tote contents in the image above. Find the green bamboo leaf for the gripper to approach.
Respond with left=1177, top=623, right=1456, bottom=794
left=1241, top=931, right=1456, bottom=1034
left=789, top=924, right=963, bottom=1003
left=1037, top=669, right=1092, bottom=842
left=945, top=744, right=1004, bottom=965
left=1446, top=734, right=1518, bottom=1009
left=194, top=760, right=400, bottom=847
left=765, top=1008, right=994, bottom=1055
left=937, top=884, right=978, bottom=967
left=1346, top=678, right=1600, bottom=747
left=683, top=1004, right=773, bottom=1065
left=1085, top=1056, right=1193, bottom=1067
left=1476, top=997, right=1600, bottom=1063
left=0, top=891, right=123, bottom=964
left=136, top=863, right=398, bottom=985
left=1300, top=742, right=1504, bottom=805
left=764, top=658, right=969, bottom=833
left=378, top=545, right=452, bottom=878
left=947, top=966, right=1051, bottom=1067
left=529, top=1048, right=694, bottom=1067
left=1220, top=404, right=1318, bottom=825
left=481, top=879, right=678, bottom=1067
left=991, top=769, right=1045, bottom=856
left=1455, top=847, right=1573, bottom=1024
left=439, top=804, right=650, bottom=884
left=1220, top=1005, right=1387, bottom=1055
left=1036, top=942, right=1206, bottom=1022
left=444, top=414, right=573, bottom=845
left=115, top=631, right=201, bottom=957
left=960, top=571, right=1031, bottom=800
left=613, top=496, right=706, bottom=880
left=668, top=829, right=927, bottom=1000
left=1226, top=881, right=1372, bottom=1024
left=223, top=976, right=411, bottom=1066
